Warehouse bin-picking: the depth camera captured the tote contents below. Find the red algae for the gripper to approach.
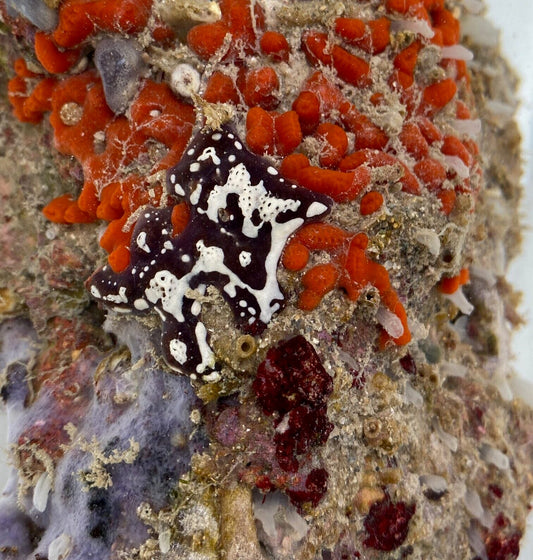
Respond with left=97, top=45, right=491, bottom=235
left=363, top=494, right=416, bottom=551
left=253, top=335, right=333, bottom=477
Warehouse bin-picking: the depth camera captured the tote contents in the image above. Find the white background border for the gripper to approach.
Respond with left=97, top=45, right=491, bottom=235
left=485, top=2, right=533, bottom=558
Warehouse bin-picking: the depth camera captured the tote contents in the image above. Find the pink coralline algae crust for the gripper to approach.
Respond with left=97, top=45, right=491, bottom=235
left=88, top=126, right=331, bottom=375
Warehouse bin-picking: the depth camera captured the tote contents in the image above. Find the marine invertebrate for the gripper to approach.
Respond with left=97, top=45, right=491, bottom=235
left=439, top=268, right=473, bottom=314
left=42, top=73, right=195, bottom=270
left=1, top=342, right=204, bottom=559
left=34, top=32, right=81, bottom=74
left=4, top=0, right=58, bottom=31
left=282, top=223, right=411, bottom=345
left=280, top=153, right=372, bottom=203
left=334, top=16, right=391, bottom=54
left=94, top=37, right=145, bottom=114
left=88, top=125, right=330, bottom=374
left=186, top=0, right=264, bottom=60
left=245, top=107, right=303, bottom=157
left=360, top=191, right=384, bottom=215
left=259, top=30, right=290, bottom=62
left=53, top=0, right=153, bottom=48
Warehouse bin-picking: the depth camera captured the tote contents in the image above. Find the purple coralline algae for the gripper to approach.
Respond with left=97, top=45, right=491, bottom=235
left=0, top=321, right=204, bottom=559
left=88, top=125, right=331, bottom=375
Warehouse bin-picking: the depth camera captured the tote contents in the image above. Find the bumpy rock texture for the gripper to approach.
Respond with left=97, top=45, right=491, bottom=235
left=0, top=1, right=532, bottom=559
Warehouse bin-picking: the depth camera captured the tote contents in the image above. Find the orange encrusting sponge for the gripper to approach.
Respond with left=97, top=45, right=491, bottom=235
left=283, top=224, right=411, bottom=346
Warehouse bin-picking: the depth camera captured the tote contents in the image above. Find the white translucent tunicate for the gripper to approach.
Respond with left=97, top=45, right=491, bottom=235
left=405, top=381, right=424, bottom=408
left=390, top=19, right=434, bottom=39
left=253, top=491, right=308, bottom=544
left=6, top=0, right=58, bottom=31
left=170, top=64, right=201, bottom=98
left=462, top=0, right=484, bottom=14
left=33, top=471, right=52, bottom=512
left=420, top=474, right=448, bottom=494
left=480, top=444, right=510, bottom=470
left=469, top=265, right=497, bottom=287
left=464, top=488, right=484, bottom=520
left=451, top=119, right=482, bottom=138
left=485, top=100, right=516, bottom=123
left=433, top=418, right=458, bottom=452
left=464, top=488, right=493, bottom=528
left=415, top=228, right=441, bottom=256
left=443, top=287, right=474, bottom=315
left=440, top=361, right=468, bottom=378
left=444, top=155, right=470, bottom=179
left=159, top=528, right=171, bottom=554
left=376, top=306, right=404, bottom=339
left=461, top=15, right=499, bottom=48
left=468, top=522, right=488, bottom=560
left=48, top=533, right=73, bottom=560
left=441, top=45, right=474, bottom=61
left=94, top=37, right=145, bottom=114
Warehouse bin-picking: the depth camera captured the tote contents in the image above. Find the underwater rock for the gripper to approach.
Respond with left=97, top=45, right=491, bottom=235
left=0, top=0, right=532, bottom=559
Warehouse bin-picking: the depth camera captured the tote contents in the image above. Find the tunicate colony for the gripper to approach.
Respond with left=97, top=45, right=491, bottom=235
left=89, top=125, right=331, bottom=375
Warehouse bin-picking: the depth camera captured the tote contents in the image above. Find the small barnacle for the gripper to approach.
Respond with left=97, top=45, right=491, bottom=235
left=235, top=335, right=256, bottom=359
left=363, top=417, right=382, bottom=443
left=417, top=363, right=440, bottom=386
left=361, top=286, right=380, bottom=309
left=170, top=63, right=201, bottom=98
left=363, top=416, right=402, bottom=453
left=59, top=102, right=83, bottom=126
left=370, top=371, right=396, bottom=392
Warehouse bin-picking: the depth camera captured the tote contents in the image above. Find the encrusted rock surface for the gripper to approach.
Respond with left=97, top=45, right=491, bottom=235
left=0, top=1, right=532, bottom=559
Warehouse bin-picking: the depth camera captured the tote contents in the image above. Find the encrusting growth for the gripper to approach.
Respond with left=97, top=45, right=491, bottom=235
left=2, top=0, right=528, bottom=559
